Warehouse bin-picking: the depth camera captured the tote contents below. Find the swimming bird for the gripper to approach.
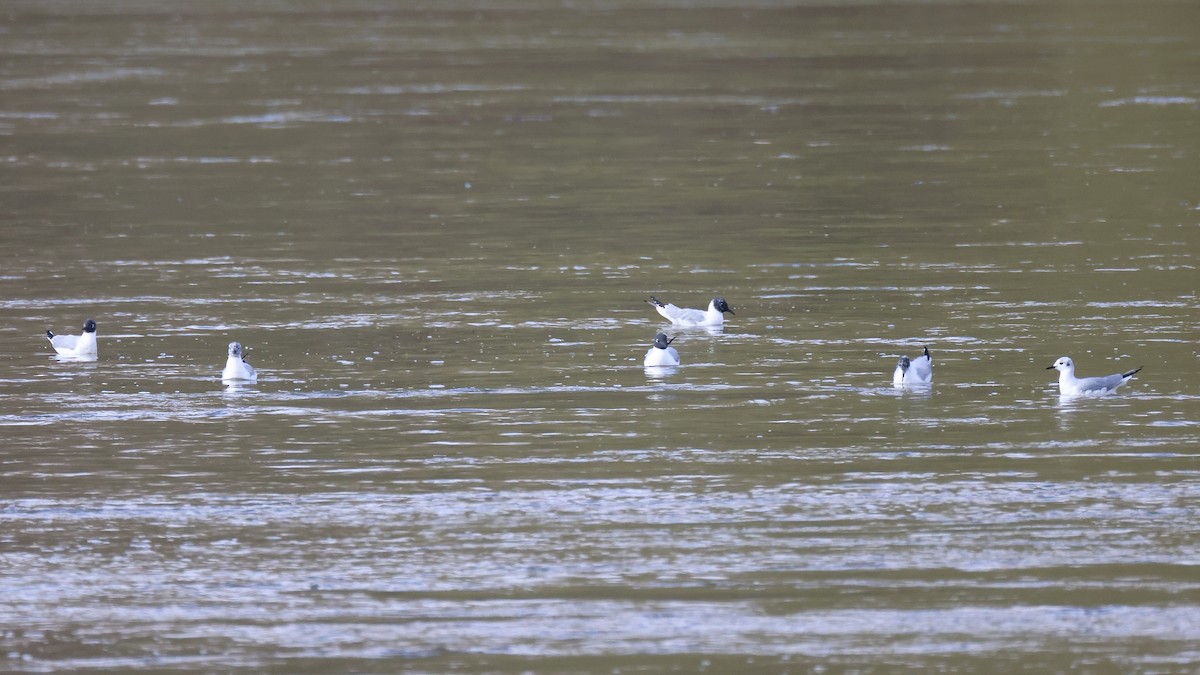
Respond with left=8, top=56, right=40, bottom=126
left=46, top=318, right=98, bottom=358
left=222, top=341, right=258, bottom=382
left=893, top=346, right=932, bottom=385
left=647, top=296, right=734, bottom=326
left=1047, top=356, right=1141, bottom=396
left=643, top=332, right=680, bottom=367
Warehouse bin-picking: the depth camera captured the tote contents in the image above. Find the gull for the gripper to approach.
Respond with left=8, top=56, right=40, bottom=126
left=222, top=341, right=258, bottom=382
left=647, top=295, right=734, bottom=326
left=893, top=346, right=932, bottom=385
left=1047, top=356, right=1141, bottom=396
left=47, top=318, right=98, bottom=359
left=643, top=332, right=680, bottom=367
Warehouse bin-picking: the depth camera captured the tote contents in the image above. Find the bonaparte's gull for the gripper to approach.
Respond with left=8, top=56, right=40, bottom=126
left=222, top=341, right=258, bottom=382
left=643, top=332, right=680, bottom=367
left=893, top=346, right=932, bottom=385
left=47, top=319, right=98, bottom=359
left=1047, top=356, right=1141, bottom=396
left=648, top=296, right=734, bottom=326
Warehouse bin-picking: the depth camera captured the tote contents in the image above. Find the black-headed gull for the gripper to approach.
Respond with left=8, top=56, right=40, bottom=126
left=647, top=296, right=734, bottom=326
left=222, top=341, right=258, bottom=382
left=893, top=346, right=932, bottom=385
left=643, top=332, right=680, bottom=367
left=1047, top=356, right=1141, bottom=396
left=47, top=319, right=98, bottom=359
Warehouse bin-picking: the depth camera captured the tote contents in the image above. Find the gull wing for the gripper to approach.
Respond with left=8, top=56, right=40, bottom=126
left=656, top=303, right=707, bottom=325
left=48, top=333, right=80, bottom=353
left=908, top=354, right=933, bottom=383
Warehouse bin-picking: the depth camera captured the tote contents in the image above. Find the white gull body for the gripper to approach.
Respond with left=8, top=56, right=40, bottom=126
left=647, top=296, right=734, bottom=327
left=47, top=319, right=98, bottom=359
left=222, top=341, right=258, bottom=382
left=643, top=333, right=680, bottom=367
left=892, top=346, right=932, bottom=385
left=1047, top=356, right=1140, bottom=396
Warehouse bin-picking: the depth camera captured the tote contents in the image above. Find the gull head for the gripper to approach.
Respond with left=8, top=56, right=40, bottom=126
left=653, top=333, right=675, bottom=350
left=896, top=355, right=910, bottom=374
left=228, top=341, right=244, bottom=358
left=83, top=319, right=97, bottom=333
left=712, top=297, right=734, bottom=315
left=1047, top=356, right=1073, bottom=373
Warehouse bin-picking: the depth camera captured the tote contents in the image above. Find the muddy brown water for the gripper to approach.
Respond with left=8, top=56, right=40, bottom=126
left=2, top=1, right=1198, bottom=672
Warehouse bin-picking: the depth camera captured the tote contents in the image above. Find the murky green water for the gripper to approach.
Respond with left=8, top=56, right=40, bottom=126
left=2, top=1, right=1198, bottom=672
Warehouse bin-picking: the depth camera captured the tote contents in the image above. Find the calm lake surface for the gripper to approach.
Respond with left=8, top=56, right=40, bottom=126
left=2, top=1, right=1198, bottom=672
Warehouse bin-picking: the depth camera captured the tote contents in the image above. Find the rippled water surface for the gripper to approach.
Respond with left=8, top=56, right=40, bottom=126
left=2, top=1, right=1199, bottom=672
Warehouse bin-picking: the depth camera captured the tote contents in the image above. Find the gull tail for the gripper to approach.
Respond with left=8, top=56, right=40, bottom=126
left=647, top=296, right=666, bottom=308
left=1123, top=366, right=1143, bottom=379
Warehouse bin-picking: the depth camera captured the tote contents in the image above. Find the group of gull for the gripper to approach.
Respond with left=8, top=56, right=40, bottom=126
left=641, top=296, right=1141, bottom=397
left=47, top=320, right=256, bottom=383
left=46, top=298, right=1142, bottom=396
